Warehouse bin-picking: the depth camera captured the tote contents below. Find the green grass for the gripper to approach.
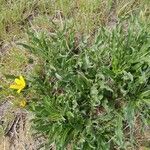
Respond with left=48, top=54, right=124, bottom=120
left=20, top=16, right=150, bottom=149
left=0, top=0, right=149, bottom=41
left=0, top=0, right=150, bottom=149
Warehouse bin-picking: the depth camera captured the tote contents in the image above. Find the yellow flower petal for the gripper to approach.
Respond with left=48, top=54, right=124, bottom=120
left=20, top=76, right=26, bottom=86
left=15, top=79, right=21, bottom=84
left=10, top=75, right=26, bottom=93
left=10, top=84, right=20, bottom=89
left=17, top=89, right=22, bottom=93
left=20, top=100, right=27, bottom=107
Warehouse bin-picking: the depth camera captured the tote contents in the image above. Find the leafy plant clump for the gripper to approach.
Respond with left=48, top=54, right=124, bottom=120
left=21, top=19, right=150, bottom=149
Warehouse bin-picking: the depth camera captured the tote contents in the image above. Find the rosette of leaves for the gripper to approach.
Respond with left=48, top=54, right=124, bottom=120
left=20, top=19, right=150, bottom=150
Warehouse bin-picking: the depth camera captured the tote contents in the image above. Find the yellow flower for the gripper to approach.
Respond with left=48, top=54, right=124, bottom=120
left=20, top=99, right=27, bottom=107
left=10, top=76, right=26, bottom=93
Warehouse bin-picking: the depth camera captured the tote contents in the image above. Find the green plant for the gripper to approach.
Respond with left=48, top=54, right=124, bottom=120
left=20, top=18, right=150, bottom=149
